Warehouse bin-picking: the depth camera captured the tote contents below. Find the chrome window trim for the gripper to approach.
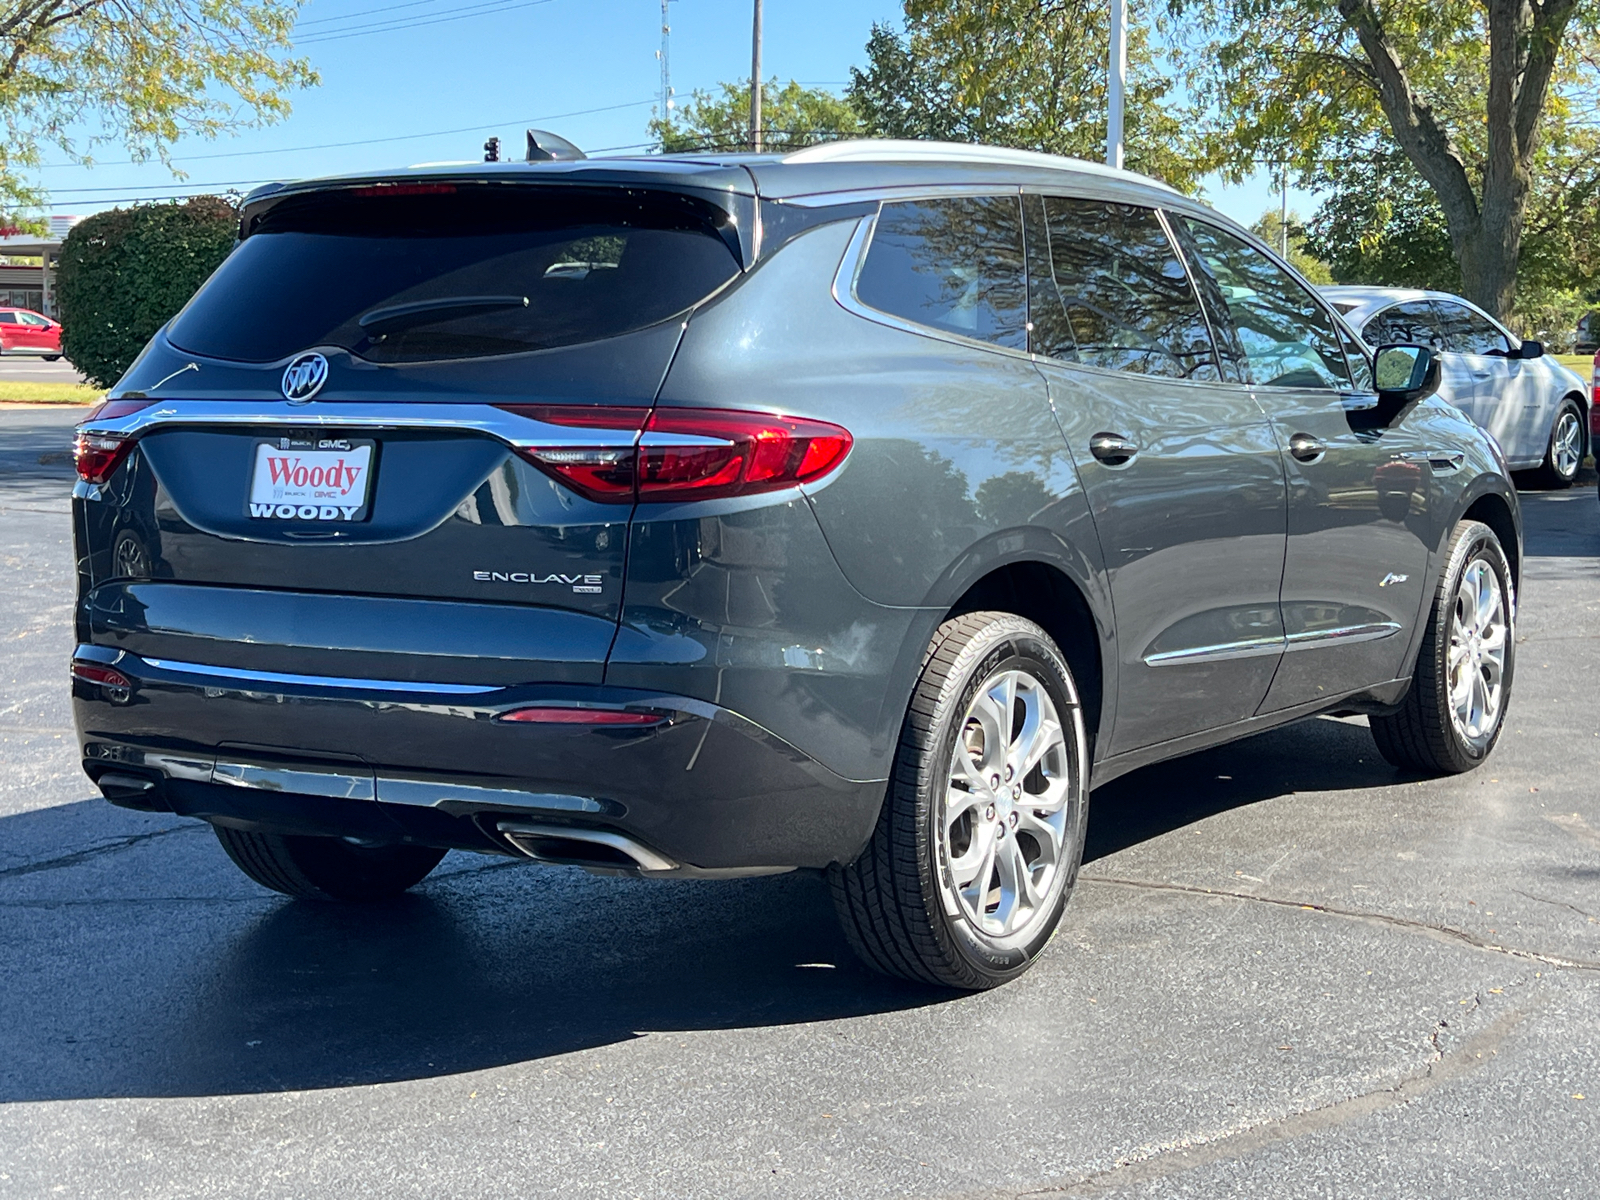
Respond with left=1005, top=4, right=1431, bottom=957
left=1144, top=621, right=1400, bottom=667
left=831, top=209, right=1039, bottom=365
left=140, top=656, right=502, bottom=695
left=787, top=184, right=1025, bottom=209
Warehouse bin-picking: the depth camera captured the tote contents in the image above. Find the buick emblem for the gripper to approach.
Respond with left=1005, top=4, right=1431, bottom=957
left=281, top=352, right=329, bottom=404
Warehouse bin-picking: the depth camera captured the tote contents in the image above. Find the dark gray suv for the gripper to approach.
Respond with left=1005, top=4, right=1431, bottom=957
left=70, top=140, right=1520, bottom=989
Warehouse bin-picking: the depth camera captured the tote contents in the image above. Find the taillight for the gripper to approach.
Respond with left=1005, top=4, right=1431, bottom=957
left=73, top=432, right=134, bottom=483
left=71, top=659, right=133, bottom=702
left=1591, top=351, right=1599, bottom=436
left=495, top=405, right=853, bottom=503
left=81, top=398, right=155, bottom=423
left=496, top=706, right=667, bottom=726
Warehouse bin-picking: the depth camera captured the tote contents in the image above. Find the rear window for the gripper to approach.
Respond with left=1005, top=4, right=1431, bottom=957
left=168, top=185, right=741, bottom=364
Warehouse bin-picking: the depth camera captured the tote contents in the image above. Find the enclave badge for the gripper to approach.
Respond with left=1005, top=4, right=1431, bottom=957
left=282, top=352, right=329, bottom=403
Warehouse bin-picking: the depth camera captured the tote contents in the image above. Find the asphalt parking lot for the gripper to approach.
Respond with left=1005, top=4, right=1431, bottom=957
left=0, top=356, right=85, bottom=384
left=1, top=405, right=1597, bottom=1199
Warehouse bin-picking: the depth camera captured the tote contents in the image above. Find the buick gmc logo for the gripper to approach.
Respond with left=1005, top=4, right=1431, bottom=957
left=281, top=352, right=329, bottom=403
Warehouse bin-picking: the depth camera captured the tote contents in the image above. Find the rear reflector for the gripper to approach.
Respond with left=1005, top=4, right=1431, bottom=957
left=71, top=660, right=132, bottom=694
left=73, top=433, right=134, bottom=484
left=495, top=405, right=852, bottom=503
left=497, top=706, right=667, bottom=726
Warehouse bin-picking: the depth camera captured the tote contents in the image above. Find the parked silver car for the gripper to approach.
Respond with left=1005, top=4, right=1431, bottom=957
left=1323, top=286, right=1589, bottom=486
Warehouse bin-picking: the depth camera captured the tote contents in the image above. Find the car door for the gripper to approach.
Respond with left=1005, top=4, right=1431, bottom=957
left=14, top=311, right=51, bottom=352
left=1023, top=195, right=1287, bottom=755
left=0, top=311, right=18, bottom=351
left=1175, top=218, right=1436, bottom=710
left=1434, top=300, right=1540, bottom=461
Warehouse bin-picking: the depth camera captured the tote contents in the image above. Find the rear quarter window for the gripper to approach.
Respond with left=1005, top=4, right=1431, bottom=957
left=854, top=196, right=1028, bottom=350
left=168, top=185, right=741, bottom=364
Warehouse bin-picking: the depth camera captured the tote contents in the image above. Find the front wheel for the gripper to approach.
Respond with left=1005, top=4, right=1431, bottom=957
left=213, top=824, right=446, bottom=901
left=1537, top=401, right=1583, bottom=488
left=43, top=354, right=60, bottom=362
left=1371, top=520, right=1514, bottom=773
left=830, top=612, right=1089, bottom=990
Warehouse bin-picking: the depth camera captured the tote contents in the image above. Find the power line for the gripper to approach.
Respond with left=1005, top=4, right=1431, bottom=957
left=297, top=0, right=555, bottom=45
left=297, top=0, right=468, bottom=28
left=34, top=99, right=655, bottom=170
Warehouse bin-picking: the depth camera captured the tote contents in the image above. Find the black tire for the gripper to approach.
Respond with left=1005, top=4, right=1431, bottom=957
left=1536, top=400, right=1583, bottom=489
left=829, top=612, right=1089, bottom=990
left=213, top=825, right=446, bottom=901
left=1371, top=520, right=1515, bottom=774
left=43, top=354, right=60, bottom=362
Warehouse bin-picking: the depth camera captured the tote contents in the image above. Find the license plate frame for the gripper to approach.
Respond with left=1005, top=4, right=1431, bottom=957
left=246, top=435, right=377, bottom=523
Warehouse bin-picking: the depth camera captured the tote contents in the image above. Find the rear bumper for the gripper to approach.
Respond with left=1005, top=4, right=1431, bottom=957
left=72, top=647, right=886, bottom=872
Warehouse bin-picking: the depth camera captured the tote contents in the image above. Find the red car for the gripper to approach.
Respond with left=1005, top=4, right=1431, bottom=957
left=0, top=307, right=62, bottom=359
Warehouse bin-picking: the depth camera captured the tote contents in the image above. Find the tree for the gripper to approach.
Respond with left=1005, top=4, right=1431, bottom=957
left=652, top=79, right=861, bottom=153
left=847, top=1, right=1217, bottom=191
left=0, top=1, right=316, bottom=212
left=1178, top=0, right=1600, bottom=318
left=1249, top=209, right=1334, bottom=283
left=56, top=196, right=237, bottom=387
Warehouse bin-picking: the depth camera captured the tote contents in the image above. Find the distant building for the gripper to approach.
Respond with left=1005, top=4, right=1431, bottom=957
left=0, top=216, right=84, bottom=316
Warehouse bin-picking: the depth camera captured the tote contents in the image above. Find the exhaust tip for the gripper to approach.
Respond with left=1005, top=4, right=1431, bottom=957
left=496, top=821, right=678, bottom=873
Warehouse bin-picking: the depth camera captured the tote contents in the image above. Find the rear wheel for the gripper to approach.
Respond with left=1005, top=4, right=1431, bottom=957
left=43, top=354, right=59, bottom=362
left=213, top=825, right=446, bottom=901
left=830, top=612, right=1089, bottom=990
left=1537, top=400, right=1583, bottom=488
left=1371, top=520, right=1514, bottom=773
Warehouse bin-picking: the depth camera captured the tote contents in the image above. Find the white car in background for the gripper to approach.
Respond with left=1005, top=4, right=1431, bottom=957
left=1323, top=285, right=1590, bottom=487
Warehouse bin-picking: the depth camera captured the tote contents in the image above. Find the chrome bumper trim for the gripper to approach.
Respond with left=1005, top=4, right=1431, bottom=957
left=140, top=656, right=500, bottom=695
left=377, top=778, right=607, bottom=814
left=213, top=760, right=375, bottom=801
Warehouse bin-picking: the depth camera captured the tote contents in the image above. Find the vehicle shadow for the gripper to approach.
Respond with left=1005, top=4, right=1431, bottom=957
left=1, top=714, right=1401, bottom=1103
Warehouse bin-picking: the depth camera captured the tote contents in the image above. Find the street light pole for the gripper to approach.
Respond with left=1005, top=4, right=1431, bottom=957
left=750, top=0, right=763, bottom=153
left=1106, top=0, right=1126, bottom=168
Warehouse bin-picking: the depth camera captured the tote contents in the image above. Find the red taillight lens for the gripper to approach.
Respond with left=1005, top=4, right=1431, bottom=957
left=73, top=432, right=134, bottom=483
left=71, top=660, right=132, bottom=690
left=496, top=706, right=666, bottom=726
left=81, top=398, right=155, bottom=423
left=1591, top=351, right=1599, bottom=434
left=494, top=405, right=852, bottom=503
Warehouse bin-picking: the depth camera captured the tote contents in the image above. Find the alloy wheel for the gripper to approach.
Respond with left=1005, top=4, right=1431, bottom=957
left=1552, top=409, right=1582, bottom=479
left=939, top=667, right=1073, bottom=938
left=1447, top=558, right=1508, bottom=746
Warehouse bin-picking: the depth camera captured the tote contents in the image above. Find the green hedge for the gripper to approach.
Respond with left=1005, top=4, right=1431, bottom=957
left=56, top=196, right=238, bottom=388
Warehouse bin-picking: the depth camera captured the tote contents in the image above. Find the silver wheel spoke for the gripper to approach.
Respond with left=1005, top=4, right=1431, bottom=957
left=938, top=664, right=1077, bottom=939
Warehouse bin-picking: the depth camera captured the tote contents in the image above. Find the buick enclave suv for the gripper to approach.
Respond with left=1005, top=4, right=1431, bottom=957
left=71, top=140, right=1520, bottom=989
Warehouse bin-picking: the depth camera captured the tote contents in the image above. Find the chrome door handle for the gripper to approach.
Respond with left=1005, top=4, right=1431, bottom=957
left=1089, top=433, right=1139, bottom=465
left=1472, top=371, right=1493, bottom=381
left=1287, top=433, right=1326, bottom=463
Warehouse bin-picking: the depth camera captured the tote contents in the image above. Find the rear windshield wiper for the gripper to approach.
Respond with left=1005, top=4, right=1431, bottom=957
left=357, top=295, right=529, bottom=335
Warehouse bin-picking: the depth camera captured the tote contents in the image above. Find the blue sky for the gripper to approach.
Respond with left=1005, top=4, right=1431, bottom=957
left=33, top=0, right=1316, bottom=227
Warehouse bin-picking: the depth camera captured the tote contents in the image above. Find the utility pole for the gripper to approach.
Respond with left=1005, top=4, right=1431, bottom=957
left=1106, top=0, right=1126, bottom=168
left=1280, top=162, right=1289, bottom=257
left=656, top=0, right=675, bottom=142
left=749, top=0, right=763, bottom=152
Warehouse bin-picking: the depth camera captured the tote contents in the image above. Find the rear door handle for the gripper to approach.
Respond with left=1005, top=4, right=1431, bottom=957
left=1287, top=433, right=1326, bottom=463
left=1089, top=433, right=1139, bottom=465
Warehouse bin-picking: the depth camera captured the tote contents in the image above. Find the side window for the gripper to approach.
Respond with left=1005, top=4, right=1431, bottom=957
left=0, top=313, right=17, bottom=324
left=1165, top=214, right=1248, bottom=382
left=1026, top=196, right=1218, bottom=381
left=856, top=196, right=1028, bottom=350
left=1435, top=301, right=1512, bottom=356
left=1362, top=301, right=1447, bottom=350
left=1180, top=219, right=1353, bottom=390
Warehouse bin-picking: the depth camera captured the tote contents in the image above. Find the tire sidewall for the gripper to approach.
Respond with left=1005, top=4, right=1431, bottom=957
left=916, top=623, right=1088, bottom=984
left=1428, top=523, right=1516, bottom=770
left=1549, top=402, right=1582, bottom=482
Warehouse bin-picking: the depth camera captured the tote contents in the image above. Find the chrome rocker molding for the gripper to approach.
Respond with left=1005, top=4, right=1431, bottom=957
left=1144, top=622, right=1402, bottom=667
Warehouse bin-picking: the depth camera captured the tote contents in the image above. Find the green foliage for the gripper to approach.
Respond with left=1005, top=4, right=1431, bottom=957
left=1249, top=208, right=1334, bottom=284
left=847, top=1, right=1216, bottom=191
left=652, top=79, right=861, bottom=153
left=57, top=197, right=238, bottom=388
left=1170, top=0, right=1600, bottom=316
left=0, top=1, right=316, bottom=213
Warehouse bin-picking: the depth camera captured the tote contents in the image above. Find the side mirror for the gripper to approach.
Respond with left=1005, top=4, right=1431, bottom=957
left=1374, top=344, right=1439, bottom=399
left=1518, top=339, right=1545, bottom=359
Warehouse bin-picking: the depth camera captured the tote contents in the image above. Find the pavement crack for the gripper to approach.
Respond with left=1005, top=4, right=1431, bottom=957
left=1079, top=874, right=1600, bottom=971
left=1002, top=1006, right=1528, bottom=1199
left=1511, top=888, right=1600, bottom=921
left=0, top=824, right=201, bottom=881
